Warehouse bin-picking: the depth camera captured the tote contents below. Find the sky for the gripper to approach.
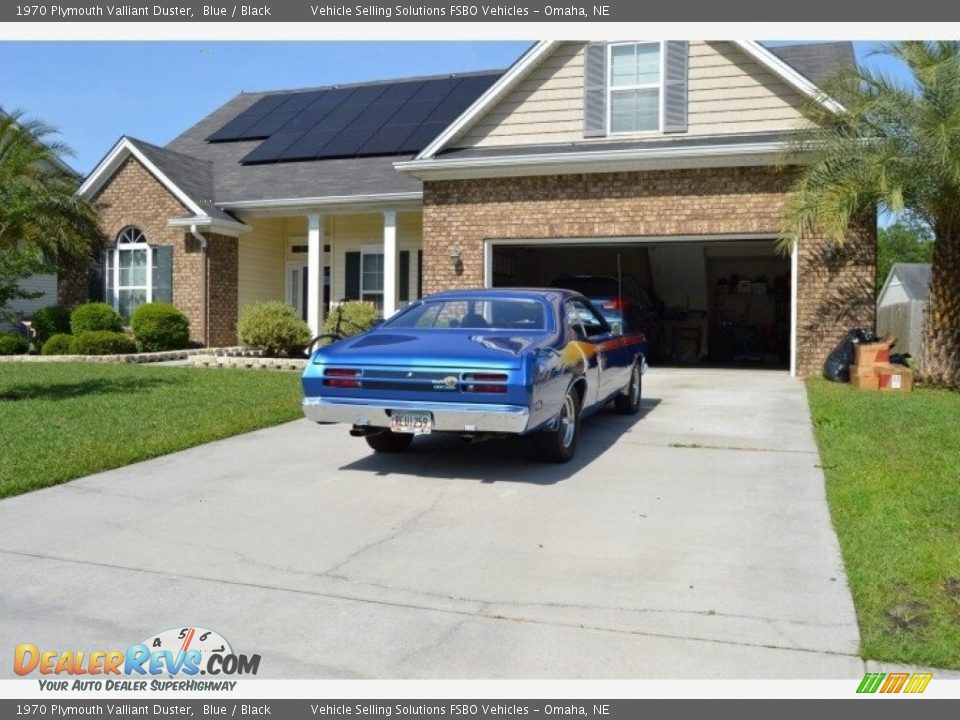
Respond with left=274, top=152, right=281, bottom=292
left=0, top=40, right=909, bottom=176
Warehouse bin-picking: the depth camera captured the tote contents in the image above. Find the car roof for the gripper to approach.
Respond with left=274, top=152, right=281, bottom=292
left=423, top=287, right=576, bottom=303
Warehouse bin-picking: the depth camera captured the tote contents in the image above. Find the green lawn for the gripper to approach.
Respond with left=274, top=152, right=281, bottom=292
left=807, top=378, right=960, bottom=669
left=0, top=363, right=303, bottom=499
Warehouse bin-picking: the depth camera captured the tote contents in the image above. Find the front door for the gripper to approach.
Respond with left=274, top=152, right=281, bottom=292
left=288, top=263, right=330, bottom=322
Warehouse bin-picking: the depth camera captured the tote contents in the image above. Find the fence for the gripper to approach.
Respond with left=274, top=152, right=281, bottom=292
left=877, top=301, right=925, bottom=361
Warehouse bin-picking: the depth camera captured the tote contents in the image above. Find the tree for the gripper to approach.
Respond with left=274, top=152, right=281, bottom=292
left=0, top=244, right=51, bottom=322
left=0, top=110, right=104, bottom=315
left=781, top=42, right=960, bottom=386
left=876, top=215, right=934, bottom=294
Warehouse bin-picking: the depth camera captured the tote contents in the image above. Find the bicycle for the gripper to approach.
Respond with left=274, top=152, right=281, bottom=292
left=305, top=300, right=373, bottom=354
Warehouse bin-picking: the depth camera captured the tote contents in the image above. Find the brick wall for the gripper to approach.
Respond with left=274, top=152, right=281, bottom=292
left=422, top=167, right=876, bottom=375
left=60, top=156, right=239, bottom=346
left=206, top=233, right=239, bottom=346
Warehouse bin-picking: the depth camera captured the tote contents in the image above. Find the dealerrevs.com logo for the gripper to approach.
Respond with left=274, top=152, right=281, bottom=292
left=14, top=627, right=260, bottom=691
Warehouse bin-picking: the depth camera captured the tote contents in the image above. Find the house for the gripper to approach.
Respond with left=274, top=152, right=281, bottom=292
left=877, top=262, right=931, bottom=360
left=66, top=40, right=875, bottom=375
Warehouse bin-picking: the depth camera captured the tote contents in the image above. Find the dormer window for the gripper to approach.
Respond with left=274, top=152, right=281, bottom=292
left=584, top=41, right=688, bottom=139
left=609, top=42, right=663, bottom=134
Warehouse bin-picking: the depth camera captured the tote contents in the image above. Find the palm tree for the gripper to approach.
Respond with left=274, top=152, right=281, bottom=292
left=0, top=110, right=103, bottom=266
left=781, top=41, right=960, bottom=387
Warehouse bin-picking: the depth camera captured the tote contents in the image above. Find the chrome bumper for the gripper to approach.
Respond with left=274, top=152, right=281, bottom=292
left=302, top=396, right=530, bottom=434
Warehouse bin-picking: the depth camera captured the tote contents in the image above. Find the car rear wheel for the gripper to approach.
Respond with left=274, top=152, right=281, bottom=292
left=537, top=387, right=580, bottom=463
left=365, top=431, right=414, bottom=453
left=614, top=361, right=642, bottom=415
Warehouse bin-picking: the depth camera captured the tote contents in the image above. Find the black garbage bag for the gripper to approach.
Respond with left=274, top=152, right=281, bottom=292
left=823, top=328, right=879, bottom=382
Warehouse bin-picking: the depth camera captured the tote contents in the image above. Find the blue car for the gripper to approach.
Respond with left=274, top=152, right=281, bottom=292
left=302, top=289, right=647, bottom=462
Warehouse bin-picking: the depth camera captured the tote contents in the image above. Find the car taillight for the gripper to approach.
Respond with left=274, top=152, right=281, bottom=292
left=323, top=368, right=361, bottom=389
left=603, top=298, right=629, bottom=310
left=462, top=372, right=508, bottom=393
left=465, top=384, right=508, bottom=394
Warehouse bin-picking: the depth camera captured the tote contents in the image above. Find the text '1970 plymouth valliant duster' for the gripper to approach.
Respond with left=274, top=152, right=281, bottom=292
left=302, top=288, right=647, bottom=462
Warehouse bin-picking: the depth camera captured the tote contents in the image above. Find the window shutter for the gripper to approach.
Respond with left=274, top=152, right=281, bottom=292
left=345, top=252, right=361, bottom=301
left=399, top=251, right=410, bottom=302
left=152, top=246, right=173, bottom=303
left=102, top=250, right=114, bottom=304
left=417, top=251, right=423, bottom=298
left=583, top=42, right=608, bottom=138
left=662, top=41, right=689, bottom=134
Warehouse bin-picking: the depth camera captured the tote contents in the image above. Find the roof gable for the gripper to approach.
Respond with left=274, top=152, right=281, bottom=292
left=415, top=40, right=848, bottom=161
left=880, top=263, right=932, bottom=302
left=77, top=137, right=246, bottom=231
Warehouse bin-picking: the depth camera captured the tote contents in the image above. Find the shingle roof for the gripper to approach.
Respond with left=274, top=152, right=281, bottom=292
left=153, top=43, right=854, bottom=209
left=766, top=42, right=857, bottom=86
left=125, top=137, right=236, bottom=222
left=166, top=85, right=441, bottom=204
left=889, top=263, right=932, bottom=301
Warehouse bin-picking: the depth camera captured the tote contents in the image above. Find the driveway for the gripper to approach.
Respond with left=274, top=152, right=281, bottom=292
left=0, top=368, right=862, bottom=678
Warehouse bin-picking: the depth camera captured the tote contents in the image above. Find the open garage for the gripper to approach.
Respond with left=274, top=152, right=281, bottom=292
left=488, top=237, right=793, bottom=369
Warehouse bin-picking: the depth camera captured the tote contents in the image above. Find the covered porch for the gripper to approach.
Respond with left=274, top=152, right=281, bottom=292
left=234, top=202, right=424, bottom=334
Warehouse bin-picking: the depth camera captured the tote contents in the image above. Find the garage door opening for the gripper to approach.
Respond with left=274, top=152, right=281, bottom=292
left=488, top=238, right=793, bottom=370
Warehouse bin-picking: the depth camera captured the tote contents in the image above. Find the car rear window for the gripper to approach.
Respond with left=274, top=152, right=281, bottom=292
left=552, top=277, right=619, bottom=297
left=385, top=299, right=547, bottom=331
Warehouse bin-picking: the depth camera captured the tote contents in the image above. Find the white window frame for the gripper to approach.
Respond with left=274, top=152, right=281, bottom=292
left=359, top=245, right=385, bottom=309
left=606, top=41, right=665, bottom=136
left=107, top=226, right=152, bottom=319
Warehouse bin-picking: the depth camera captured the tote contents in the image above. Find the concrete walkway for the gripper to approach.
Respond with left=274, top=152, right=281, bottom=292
left=0, top=369, right=864, bottom=678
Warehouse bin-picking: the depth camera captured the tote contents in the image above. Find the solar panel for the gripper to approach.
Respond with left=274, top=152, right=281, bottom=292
left=215, top=72, right=502, bottom=163
left=389, top=100, right=442, bottom=125
left=357, top=124, right=420, bottom=156
left=377, top=81, right=425, bottom=104
left=410, top=77, right=460, bottom=101
left=238, top=131, right=305, bottom=164
left=239, top=111, right=301, bottom=139
left=350, top=102, right=404, bottom=129
left=399, top=122, right=448, bottom=152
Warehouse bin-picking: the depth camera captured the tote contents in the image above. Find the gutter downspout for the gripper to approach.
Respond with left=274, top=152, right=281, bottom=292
left=190, top=225, right=209, bottom=347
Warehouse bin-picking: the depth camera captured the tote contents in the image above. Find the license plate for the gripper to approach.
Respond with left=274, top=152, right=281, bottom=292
left=390, top=411, right=433, bottom=435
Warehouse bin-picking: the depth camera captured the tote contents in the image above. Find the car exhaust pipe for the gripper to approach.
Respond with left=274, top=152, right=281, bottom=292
left=350, top=425, right=384, bottom=438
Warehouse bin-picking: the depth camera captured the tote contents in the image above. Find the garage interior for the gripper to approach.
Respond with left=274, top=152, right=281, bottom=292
left=491, top=239, right=792, bottom=368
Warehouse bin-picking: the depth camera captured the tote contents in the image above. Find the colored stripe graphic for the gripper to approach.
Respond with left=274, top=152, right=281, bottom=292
left=857, top=673, right=886, bottom=693
left=881, top=673, right=909, bottom=693
left=904, top=673, right=933, bottom=693
left=856, top=672, right=931, bottom=694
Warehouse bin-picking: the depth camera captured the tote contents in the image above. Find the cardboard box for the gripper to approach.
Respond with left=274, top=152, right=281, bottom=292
left=851, top=371, right=880, bottom=391
left=855, top=342, right=892, bottom=367
left=852, top=362, right=879, bottom=377
left=877, top=364, right=914, bottom=392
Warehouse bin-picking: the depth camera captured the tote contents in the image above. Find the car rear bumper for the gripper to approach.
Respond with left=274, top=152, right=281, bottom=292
left=302, top=396, right=531, bottom=434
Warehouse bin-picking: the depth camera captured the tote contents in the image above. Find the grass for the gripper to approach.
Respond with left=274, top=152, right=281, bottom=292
left=0, top=363, right=303, bottom=499
left=807, top=378, right=960, bottom=669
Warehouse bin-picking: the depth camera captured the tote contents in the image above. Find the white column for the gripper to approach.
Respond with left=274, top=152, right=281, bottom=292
left=383, top=209, right=398, bottom=318
left=307, top=213, right=323, bottom=335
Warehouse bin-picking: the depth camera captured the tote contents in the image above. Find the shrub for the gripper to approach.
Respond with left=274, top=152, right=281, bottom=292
left=323, top=301, right=379, bottom=337
left=41, top=333, right=74, bottom=355
left=71, top=302, right=123, bottom=334
left=237, top=301, right=311, bottom=357
left=31, top=305, right=72, bottom=346
left=0, top=332, right=29, bottom=355
left=131, top=302, right=190, bottom=352
left=69, top=331, right=136, bottom=355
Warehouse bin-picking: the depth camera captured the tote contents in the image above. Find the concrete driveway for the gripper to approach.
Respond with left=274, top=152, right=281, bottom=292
left=0, top=368, right=862, bottom=678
